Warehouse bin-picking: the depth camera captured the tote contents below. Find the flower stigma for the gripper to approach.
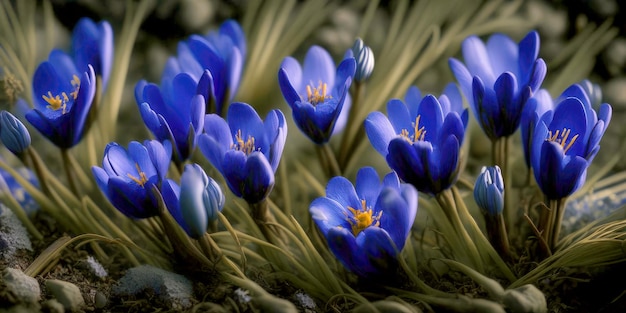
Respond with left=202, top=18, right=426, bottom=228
left=547, top=128, right=579, bottom=154
left=400, top=115, right=426, bottom=143
left=232, top=129, right=257, bottom=155
left=42, top=75, right=81, bottom=114
left=127, top=163, right=148, bottom=187
left=346, top=199, right=383, bottom=236
left=306, top=81, right=331, bottom=105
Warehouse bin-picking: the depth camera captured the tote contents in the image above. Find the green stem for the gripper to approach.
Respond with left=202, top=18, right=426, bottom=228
left=452, top=186, right=516, bottom=281
left=26, top=147, right=49, bottom=195
left=549, top=197, right=567, bottom=250
left=338, top=81, right=364, bottom=169
left=249, top=199, right=285, bottom=246
left=317, top=143, right=341, bottom=178
left=435, top=190, right=483, bottom=272
left=60, top=148, right=78, bottom=195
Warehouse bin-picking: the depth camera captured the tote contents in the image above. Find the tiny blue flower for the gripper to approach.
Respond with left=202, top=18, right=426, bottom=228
left=0, top=110, right=31, bottom=156
left=449, top=31, right=547, bottom=140
left=92, top=140, right=172, bottom=219
left=199, top=102, right=287, bottom=204
left=278, top=45, right=356, bottom=144
left=135, top=72, right=205, bottom=164
left=310, top=167, right=417, bottom=277
left=474, top=166, right=504, bottom=216
left=162, top=164, right=225, bottom=239
left=365, top=84, right=469, bottom=195
left=71, top=17, right=113, bottom=89
left=529, top=87, right=612, bottom=199
left=26, top=51, right=96, bottom=148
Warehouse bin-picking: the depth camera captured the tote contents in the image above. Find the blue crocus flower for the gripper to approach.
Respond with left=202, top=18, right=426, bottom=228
left=521, top=83, right=594, bottom=168
left=529, top=87, right=612, bottom=199
left=71, top=17, right=113, bottom=89
left=92, top=140, right=172, bottom=219
left=310, top=167, right=417, bottom=277
left=449, top=31, right=547, bottom=140
left=162, top=164, right=225, bottom=239
left=135, top=72, right=205, bottom=164
left=163, top=20, right=245, bottom=115
left=0, top=110, right=31, bottom=156
left=474, top=166, right=504, bottom=216
left=365, top=84, right=468, bottom=195
left=26, top=51, right=96, bottom=148
left=278, top=45, right=356, bottom=144
left=199, top=102, right=287, bottom=204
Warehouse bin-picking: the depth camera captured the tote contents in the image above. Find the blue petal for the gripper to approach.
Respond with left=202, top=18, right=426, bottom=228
left=302, top=46, right=335, bottom=88
left=550, top=98, right=587, bottom=156
left=404, top=86, right=422, bottom=117
left=461, top=35, right=495, bottom=87
left=377, top=187, right=413, bottom=248
left=326, top=227, right=364, bottom=276
left=386, top=99, right=411, bottom=135
left=242, top=152, right=274, bottom=203
left=356, top=227, right=398, bottom=274
left=91, top=166, right=109, bottom=196
left=518, top=31, right=540, bottom=86
left=326, top=176, right=360, bottom=210
left=486, top=33, right=518, bottom=78
left=448, top=58, right=473, bottom=108
left=128, top=141, right=157, bottom=179
left=417, top=95, right=444, bottom=143
left=179, top=169, right=208, bottom=238
left=278, top=66, right=301, bottom=108
left=70, top=65, right=96, bottom=146
left=364, top=111, right=395, bottom=157
left=310, top=197, right=351, bottom=235
left=227, top=103, right=266, bottom=150
left=355, top=167, right=382, bottom=207
left=107, top=176, right=156, bottom=218
left=264, top=109, right=287, bottom=172
left=221, top=150, right=247, bottom=198
left=144, top=140, right=171, bottom=181
left=220, top=20, right=246, bottom=58
left=528, top=58, right=547, bottom=92
left=334, top=57, right=356, bottom=92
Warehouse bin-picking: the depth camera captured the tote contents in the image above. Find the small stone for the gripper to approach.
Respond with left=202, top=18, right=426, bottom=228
left=293, top=291, right=316, bottom=312
left=112, top=265, right=193, bottom=310
left=41, top=299, right=65, bottom=313
left=45, top=280, right=85, bottom=312
left=234, top=288, right=251, bottom=304
left=3, top=268, right=40, bottom=303
left=94, top=291, right=107, bottom=309
left=0, top=204, right=32, bottom=261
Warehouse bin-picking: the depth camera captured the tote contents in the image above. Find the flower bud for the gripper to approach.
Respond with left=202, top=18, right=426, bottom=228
left=474, top=166, right=504, bottom=216
left=180, top=164, right=225, bottom=238
left=0, top=110, right=30, bottom=156
left=350, top=38, right=375, bottom=82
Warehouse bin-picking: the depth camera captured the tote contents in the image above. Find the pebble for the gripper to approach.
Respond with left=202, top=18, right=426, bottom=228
left=45, top=279, right=85, bottom=312
left=0, top=206, right=32, bottom=262
left=41, top=299, right=65, bottom=313
left=2, top=268, right=40, bottom=303
left=94, top=291, right=107, bottom=309
left=112, top=265, right=194, bottom=310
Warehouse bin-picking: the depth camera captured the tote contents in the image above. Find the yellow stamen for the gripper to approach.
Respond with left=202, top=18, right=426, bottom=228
left=547, top=127, right=579, bottom=154
left=41, top=75, right=81, bottom=114
left=306, top=81, right=331, bottom=105
left=43, top=91, right=66, bottom=113
left=127, top=163, right=148, bottom=187
left=346, top=199, right=383, bottom=236
left=400, top=115, right=426, bottom=143
left=231, top=129, right=257, bottom=155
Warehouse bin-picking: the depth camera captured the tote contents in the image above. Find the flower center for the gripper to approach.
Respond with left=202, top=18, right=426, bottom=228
left=231, top=129, right=257, bottom=155
left=400, top=115, right=426, bottom=143
left=306, top=81, right=332, bottom=105
left=126, top=163, right=148, bottom=187
left=42, top=75, right=80, bottom=114
left=346, top=199, right=382, bottom=236
left=547, top=128, right=579, bottom=154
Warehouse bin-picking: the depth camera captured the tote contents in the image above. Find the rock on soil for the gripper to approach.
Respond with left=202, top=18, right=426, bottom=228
left=2, top=268, right=40, bottom=303
left=111, top=265, right=194, bottom=310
